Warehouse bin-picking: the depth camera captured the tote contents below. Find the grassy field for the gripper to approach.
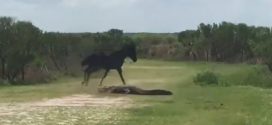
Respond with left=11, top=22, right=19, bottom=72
left=0, top=59, right=272, bottom=125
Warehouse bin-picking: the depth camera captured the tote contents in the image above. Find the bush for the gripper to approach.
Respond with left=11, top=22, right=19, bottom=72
left=220, top=65, right=272, bottom=88
left=243, top=66, right=272, bottom=88
left=266, top=62, right=272, bottom=72
left=193, top=71, right=219, bottom=86
left=0, top=79, right=10, bottom=86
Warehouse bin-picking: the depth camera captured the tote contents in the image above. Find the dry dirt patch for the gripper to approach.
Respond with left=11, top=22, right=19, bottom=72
left=0, top=94, right=132, bottom=116
left=0, top=94, right=135, bottom=125
left=32, top=94, right=133, bottom=107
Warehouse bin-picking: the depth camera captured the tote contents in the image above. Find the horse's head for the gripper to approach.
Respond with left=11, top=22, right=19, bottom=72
left=124, top=43, right=137, bottom=62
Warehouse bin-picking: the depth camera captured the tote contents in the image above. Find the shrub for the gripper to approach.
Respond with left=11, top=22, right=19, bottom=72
left=243, top=66, right=272, bottom=88
left=0, top=79, right=10, bottom=86
left=221, top=65, right=272, bottom=88
left=193, top=71, right=219, bottom=86
left=266, top=62, right=272, bottom=72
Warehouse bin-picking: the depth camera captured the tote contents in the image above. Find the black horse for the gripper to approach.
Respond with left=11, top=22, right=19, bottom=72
left=81, top=43, right=137, bottom=86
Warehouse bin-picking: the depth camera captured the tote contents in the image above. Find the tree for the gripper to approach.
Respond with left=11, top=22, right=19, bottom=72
left=178, top=30, right=201, bottom=60
left=211, top=22, right=237, bottom=61
left=42, top=32, right=68, bottom=71
left=198, top=23, right=213, bottom=61
left=235, top=23, right=252, bottom=61
left=0, top=17, right=15, bottom=79
left=5, top=21, right=42, bottom=82
left=90, top=29, right=127, bottom=54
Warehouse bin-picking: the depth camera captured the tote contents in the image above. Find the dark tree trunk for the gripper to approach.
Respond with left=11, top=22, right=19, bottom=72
left=64, top=47, right=69, bottom=71
left=241, top=49, right=244, bottom=62
left=21, top=66, right=25, bottom=81
left=205, top=49, right=209, bottom=62
left=49, top=45, right=61, bottom=71
left=1, top=58, right=5, bottom=79
left=64, top=62, right=68, bottom=71
left=50, top=54, right=61, bottom=71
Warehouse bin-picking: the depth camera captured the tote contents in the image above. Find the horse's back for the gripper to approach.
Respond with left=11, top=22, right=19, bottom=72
left=82, top=53, right=107, bottom=66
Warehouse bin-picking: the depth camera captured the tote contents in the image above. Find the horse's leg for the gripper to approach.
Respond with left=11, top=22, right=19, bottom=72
left=85, top=71, right=91, bottom=86
left=83, top=68, right=97, bottom=86
left=81, top=71, right=87, bottom=85
left=82, top=66, right=91, bottom=85
left=99, top=69, right=109, bottom=86
left=117, top=68, right=126, bottom=85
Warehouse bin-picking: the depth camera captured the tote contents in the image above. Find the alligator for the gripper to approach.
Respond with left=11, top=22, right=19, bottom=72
left=98, top=86, right=173, bottom=95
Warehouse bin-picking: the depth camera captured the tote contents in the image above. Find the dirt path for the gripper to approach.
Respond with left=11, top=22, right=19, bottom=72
left=0, top=94, right=132, bottom=116
left=32, top=94, right=133, bottom=107
left=0, top=94, right=134, bottom=125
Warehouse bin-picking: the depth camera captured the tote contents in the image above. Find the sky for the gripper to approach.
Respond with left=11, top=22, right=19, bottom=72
left=0, top=0, right=272, bottom=33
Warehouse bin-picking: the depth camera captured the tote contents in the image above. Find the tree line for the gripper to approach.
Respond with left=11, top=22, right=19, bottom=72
left=1, top=16, right=272, bottom=84
left=177, top=22, right=272, bottom=70
left=0, top=17, right=132, bottom=83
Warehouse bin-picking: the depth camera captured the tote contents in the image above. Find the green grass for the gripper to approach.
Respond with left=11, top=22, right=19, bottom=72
left=1, top=59, right=272, bottom=125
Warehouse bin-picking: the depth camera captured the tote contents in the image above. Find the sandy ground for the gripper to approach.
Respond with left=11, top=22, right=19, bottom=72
left=0, top=94, right=136, bottom=125
left=32, top=94, right=133, bottom=107
left=0, top=94, right=133, bottom=117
